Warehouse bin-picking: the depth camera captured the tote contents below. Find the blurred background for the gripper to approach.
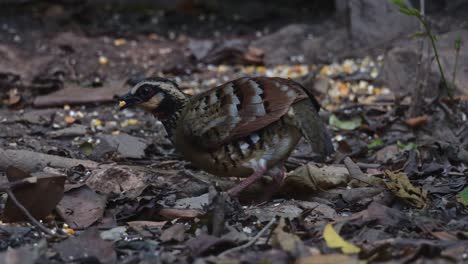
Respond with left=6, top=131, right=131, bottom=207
left=0, top=1, right=468, bottom=263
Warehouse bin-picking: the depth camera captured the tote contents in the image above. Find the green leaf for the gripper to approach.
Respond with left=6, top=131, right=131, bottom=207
left=409, top=7, right=421, bottom=16
left=399, top=7, right=415, bottom=16
left=397, top=141, right=417, bottom=150
left=445, top=81, right=457, bottom=98
left=411, top=31, right=428, bottom=39
left=392, top=0, right=409, bottom=9
left=455, top=36, right=462, bottom=50
left=80, top=142, right=94, bottom=156
left=457, top=188, right=468, bottom=206
left=368, top=138, right=384, bottom=148
left=397, top=6, right=420, bottom=17
left=329, top=114, right=362, bottom=130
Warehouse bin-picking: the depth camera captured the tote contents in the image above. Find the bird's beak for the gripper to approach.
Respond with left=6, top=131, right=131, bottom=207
left=118, top=93, right=141, bottom=110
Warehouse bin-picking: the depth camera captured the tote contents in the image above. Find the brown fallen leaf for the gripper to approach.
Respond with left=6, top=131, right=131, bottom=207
left=160, top=223, right=186, bottom=242
left=3, top=166, right=65, bottom=222
left=374, top=145, right=399, bottom=163
left=56, top=185, right=107, bottom=229
left=405, top=115, right=429, bottom=128
left=346, top=202, right=411, bottom=229
left=384, top=170, right=428, bottom=209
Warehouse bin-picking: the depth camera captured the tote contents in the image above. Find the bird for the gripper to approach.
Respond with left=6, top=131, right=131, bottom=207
left=118, top=76, right=334, bottom=197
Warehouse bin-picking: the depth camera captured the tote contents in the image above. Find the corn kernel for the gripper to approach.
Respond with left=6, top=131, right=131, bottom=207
left=64, top=116, right=76, bottom=124
left=98, top=56, right=108, bottom=65
left=127, top=119, right=138, bottom=125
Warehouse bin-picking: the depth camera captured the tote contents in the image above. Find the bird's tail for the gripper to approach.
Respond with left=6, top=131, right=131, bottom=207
left=292, top=99, right=334, bottom=159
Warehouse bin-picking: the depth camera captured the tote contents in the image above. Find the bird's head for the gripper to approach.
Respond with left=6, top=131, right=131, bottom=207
left=118, top=77, right=187, bottom=119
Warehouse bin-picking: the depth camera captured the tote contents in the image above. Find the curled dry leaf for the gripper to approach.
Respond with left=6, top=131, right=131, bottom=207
left=282, top=163, right=349, bottom=195
left=384, top=170, right=428, bottom=209
left=3, top=166, right=65, bottom=222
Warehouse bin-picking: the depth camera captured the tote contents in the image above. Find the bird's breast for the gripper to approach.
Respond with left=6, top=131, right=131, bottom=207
left=173, top=116, right=301, bottom=178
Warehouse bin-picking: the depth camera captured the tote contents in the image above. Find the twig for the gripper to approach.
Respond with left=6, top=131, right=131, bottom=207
left=5, top=189, right=55, bottom=236
left=219, top=217, right=276, bottom=257
left=408, top=0, right=426, bottom=117
left=0, top=148, right=99, bottom=172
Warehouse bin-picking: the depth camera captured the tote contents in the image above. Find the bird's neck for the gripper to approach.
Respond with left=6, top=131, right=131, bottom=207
left=153, top=93, right=188, bottom=140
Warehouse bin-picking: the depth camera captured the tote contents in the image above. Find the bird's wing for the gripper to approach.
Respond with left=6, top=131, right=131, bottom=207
left=180, top=77, right=309, bottom=149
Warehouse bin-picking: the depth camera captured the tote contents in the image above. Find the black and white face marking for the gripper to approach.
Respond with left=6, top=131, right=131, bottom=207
left=119, top=78, right=188, bottom=120
left=129, top=82, right=165, bottom=112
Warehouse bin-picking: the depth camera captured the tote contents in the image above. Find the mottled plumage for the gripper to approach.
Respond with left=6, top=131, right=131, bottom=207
left=119, top=76, right=334, bottom=197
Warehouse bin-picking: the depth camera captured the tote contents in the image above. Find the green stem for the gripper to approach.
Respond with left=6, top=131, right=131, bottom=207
left=452, top=47, right=460, bottom=84
left=418, top=16, right=448, bottom=93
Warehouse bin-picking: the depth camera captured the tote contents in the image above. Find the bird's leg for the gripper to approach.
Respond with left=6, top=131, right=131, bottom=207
left=257, top=165, right=286, bottom=202
left=227, top=160, right=267, bottom=197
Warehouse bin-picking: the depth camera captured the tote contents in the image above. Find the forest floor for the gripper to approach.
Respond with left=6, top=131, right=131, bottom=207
left=0, top=3, right=467, bottom=264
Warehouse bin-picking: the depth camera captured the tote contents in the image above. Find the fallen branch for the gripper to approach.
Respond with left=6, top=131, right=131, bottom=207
left=4, top=189, right=55, bottom=236
left=0, top=148, right=99, bottom=172
left=0, top=178, right=54, bottom=236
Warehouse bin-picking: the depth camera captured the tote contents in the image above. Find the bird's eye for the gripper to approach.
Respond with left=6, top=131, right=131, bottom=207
left=137, top=86, right=151, bottom=97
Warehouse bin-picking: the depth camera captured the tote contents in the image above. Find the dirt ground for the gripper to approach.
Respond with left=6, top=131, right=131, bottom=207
left=0, top=2, right=467, bottom=264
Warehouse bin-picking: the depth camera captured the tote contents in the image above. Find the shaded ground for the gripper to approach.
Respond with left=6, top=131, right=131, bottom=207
left=0, top=2, right=467, bottom=264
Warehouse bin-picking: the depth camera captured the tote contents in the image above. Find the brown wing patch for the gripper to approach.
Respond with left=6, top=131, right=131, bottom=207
left=181, top=77, right=308, bottom=149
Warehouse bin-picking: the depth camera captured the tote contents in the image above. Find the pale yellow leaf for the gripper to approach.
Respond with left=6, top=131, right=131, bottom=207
left=323, top=224, right=360, bottom=254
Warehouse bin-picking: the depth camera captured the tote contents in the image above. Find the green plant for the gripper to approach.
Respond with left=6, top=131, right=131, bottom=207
left=452, top=36, right=462, bottom=84
left=392, top=0, right=454, bottom=97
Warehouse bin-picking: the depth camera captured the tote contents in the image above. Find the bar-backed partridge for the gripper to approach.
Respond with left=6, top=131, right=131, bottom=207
left=119, top=77, right=334, bottom=197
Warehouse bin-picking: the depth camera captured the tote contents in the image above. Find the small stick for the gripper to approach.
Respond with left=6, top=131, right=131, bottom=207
left=5, top=189, right=55, bottom=236
left=219, top=217, right=276, bottom=257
